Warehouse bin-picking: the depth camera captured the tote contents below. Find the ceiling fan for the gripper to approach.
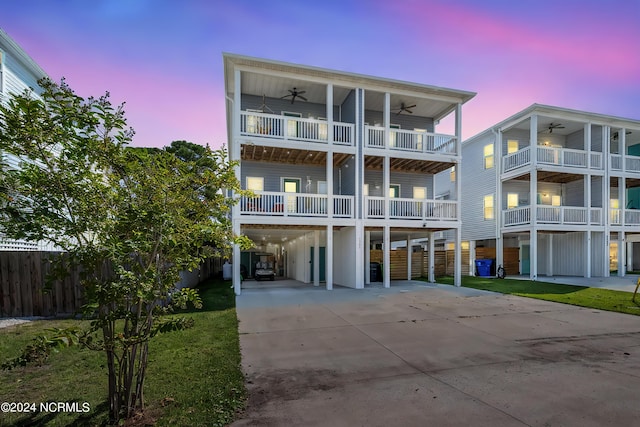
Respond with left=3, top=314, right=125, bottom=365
left=544, top=123, right=565, bottom=133
left=393, top=102, right=416, bottom=115
left=611, top=130, right=632, bottom=141
left=281, top=87, right=307, bottom=104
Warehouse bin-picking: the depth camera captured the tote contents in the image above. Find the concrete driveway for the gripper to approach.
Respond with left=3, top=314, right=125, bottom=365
left=232, top=281, right=640, bottom=426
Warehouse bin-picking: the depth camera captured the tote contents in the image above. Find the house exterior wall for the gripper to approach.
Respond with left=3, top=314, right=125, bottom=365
left=461, top=133, right=496, bottom=241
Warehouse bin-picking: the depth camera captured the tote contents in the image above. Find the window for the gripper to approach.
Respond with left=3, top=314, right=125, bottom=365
left=246, top=177, right=264, bottom=192
left=507, top=140, right=519, bottom=154
left=414, top=128, right=426, bottom=150
left=484, top=144, right=494, bottom=169
left=551, top=195, right=561, bottom=206
left=450, top=166, right=456, bottom=182
left=507, top=193, right=518, bottom=209
left=363, top=184, right=369, bottom=196
left=413, top=187, right=426, bottom=199
left=484, top=194, right=494, bottom=219
left=317, top=181, right=327, bottom=194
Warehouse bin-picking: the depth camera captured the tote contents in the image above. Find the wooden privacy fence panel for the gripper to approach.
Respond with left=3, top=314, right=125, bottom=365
left=475, top=247, right=520, bottom=275
left=0, top=252, right=224, bottom=318
left=0, top=252, right=83, bottom=318
left=369, top=249, right=423, bottom=280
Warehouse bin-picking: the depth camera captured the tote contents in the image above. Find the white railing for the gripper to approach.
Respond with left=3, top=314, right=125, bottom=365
left=365, top=197, right=458, bottom=221
left=240, top=192, right=354, bottom=218
left=503, top=206, right=530, bottom=226
left=364, top=125, right=457, bottom=155
left=590, top=208, right=603, bottom=225
left=503, top=147, right=530, bottom=172
left=333, top=195, right=354, bottom=218
left=239, top=111, right=354, bottom=146
left=504, top=206, right=602, bottom=226
left=608, top=154, right=640, bottom=173
left=505, top=146, right=603, bottom=172
left=626, top=210, right=640, bottom=225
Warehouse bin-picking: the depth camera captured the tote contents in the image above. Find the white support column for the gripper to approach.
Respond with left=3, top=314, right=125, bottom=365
left=547, top=234, right=553, bottom=276
left=454, top=228, right=461, bottom=287
left=406, top=234, right=412, bottom=280
left=455, top=103, right=462, bottom=157
left=233, top=221, right=241, bottom=296
left=428, top=232, right=435, bottom=283
left=326, top=225, right=333, bottom=290
left=603, top=125, right=610, bottom=277
left=383, top=155, right=390, bottom=219
left=469, top=240, right=476, bottom=277
left=383, top=225, right=391, bottom=288
left=327, top=150, right=334, bottom=217
left=326, top=83, right=333, bottom=143
left=355, top=221, right=364, bottom=289
left=627, top=241, right=634, bottom=272
left=530, top=230, right=538, bottom=280
left=619, top=231, right=626, bottom=277
left=496, top=234, right=504, bottom=276
left=234, top=69, right=241, bottom=135
left=365, top=230, right=371, bottom=284
left=585, top=231, right=592, bottom=278
left=384, top=92, right=391, bottom=147
left=313, top=230, right=320, bottom=287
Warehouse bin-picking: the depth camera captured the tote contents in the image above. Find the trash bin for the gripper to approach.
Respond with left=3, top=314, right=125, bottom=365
left=475, top=259, right=493, bottom=277
left=370, top=262, right=381, bottom=282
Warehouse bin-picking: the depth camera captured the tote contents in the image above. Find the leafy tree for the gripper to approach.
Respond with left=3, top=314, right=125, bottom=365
left=0, top=78, right=250, bottom=423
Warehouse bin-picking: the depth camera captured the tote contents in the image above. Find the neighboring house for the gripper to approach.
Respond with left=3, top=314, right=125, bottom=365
left=461, top=104, right=640, bottom=280
left=223, top=53, right=475, bottom=294
left=0, top=28, right=56, bottom=251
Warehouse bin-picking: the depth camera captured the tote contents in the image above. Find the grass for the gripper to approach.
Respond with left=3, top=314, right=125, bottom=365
left=431, top=276, right=640, bottom=315
left=0, top=279, right=245, bottom=426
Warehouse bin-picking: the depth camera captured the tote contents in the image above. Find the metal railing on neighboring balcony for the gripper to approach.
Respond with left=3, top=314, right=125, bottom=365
left=239, top=111, right=354, bottom=146
left=610, top=154, right=640, bottom=173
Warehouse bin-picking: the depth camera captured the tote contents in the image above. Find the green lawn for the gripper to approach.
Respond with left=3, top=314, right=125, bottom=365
left=0, top=279, right=245, bottom=426
left=432, top=276, right=640, bottom=316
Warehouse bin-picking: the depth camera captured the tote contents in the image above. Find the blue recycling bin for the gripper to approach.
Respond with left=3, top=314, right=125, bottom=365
left=475, top=259, right=493, bottom=277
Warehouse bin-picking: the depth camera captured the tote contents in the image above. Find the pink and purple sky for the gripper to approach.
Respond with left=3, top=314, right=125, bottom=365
left=3, top=0, right=639, bottom=148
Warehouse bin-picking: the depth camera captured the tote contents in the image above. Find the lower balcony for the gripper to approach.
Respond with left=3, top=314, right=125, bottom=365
left=610, top=209, right=640, bottom=226
left=365, top=197, right=458, bottom=221
left=503, top=206, right=603, bottom=227
left=240, top=192, right=354, bottom=218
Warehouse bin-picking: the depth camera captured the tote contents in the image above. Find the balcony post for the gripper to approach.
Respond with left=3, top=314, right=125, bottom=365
left=406, top=234, right=412, bottom=280
left=428, top=232, right=435, bottom=283
left=384, top=92, right=390, bottom=148
left=327, top=150, right=334, bottom=217
left=383, top=225, right=390, bottom=288
left=326, top=83, right=333, bottom=144
left=313, top=230, right=320, bottom=287
left=365, top=230, right=371, bottom=285
left=618, top=231, right=626, bottom=277
left=455, top=103, right=462, bottom=157
left=454, top=228, right=461, bottom=287
left=585, top=231, right=592, bottom=278
left=383, top=155, right=390, bottom=219
left=326, top=225, right=333, bottom=290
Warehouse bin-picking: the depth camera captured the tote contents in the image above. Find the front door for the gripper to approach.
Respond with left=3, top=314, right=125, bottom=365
left=310, top=247, right=326, bottom=282
left=283, top=178, right=300, bottom=213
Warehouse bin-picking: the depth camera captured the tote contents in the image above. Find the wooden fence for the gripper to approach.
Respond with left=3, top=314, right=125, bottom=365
left=0, top=252, right=224, bottom=318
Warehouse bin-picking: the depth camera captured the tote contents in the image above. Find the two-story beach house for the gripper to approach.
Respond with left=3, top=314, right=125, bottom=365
left=461, top=104, right=640, bottom=280
left=223, top=54, right=475, bottom=294
left=0, top=28, right=54, bottom=251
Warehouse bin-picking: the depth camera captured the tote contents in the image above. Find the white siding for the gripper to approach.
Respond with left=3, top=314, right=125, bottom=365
left=461, top=134, right=498, bottom=241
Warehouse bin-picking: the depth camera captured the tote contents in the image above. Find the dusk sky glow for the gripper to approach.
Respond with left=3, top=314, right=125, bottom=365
left=3, top=0, right=639, bottom=148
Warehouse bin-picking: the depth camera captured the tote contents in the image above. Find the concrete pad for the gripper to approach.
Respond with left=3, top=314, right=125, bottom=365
left=236, top=373, right=527, bottom=427
left=431, top=359, right=640, bottom=427
left=233, top=284, right=640, bottom=426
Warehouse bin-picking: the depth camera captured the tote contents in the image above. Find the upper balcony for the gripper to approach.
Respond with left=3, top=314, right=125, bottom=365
left=364, top=126, right=457, bottom=155
left=503, top=146, right=603, bottom=174
left=240, top=111, right=354, bottom=146
left=503, top=205, right=603, bottom=228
